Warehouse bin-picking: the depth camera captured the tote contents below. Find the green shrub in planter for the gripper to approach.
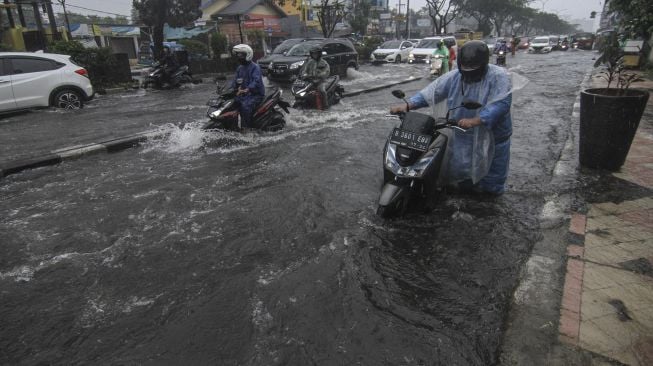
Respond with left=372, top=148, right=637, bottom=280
left=579, top=33, right=650, bottom=171
left=50, top=40, right=121, bottom=89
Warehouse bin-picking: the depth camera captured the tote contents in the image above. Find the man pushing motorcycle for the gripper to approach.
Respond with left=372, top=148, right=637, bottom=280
left=390, top=41, right=513, bottom=195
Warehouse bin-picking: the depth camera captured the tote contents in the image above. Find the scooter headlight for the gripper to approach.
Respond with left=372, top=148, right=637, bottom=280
left=209, top=108, right=223, bottom=118
left=384, top=144, right=439, bottom=178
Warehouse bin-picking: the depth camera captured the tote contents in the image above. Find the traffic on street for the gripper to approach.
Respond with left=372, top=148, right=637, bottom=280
left=2, top=49, right=597, bottom=364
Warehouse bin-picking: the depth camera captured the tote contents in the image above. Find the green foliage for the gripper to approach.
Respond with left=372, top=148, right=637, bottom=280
left=355, top=36, right=384, bottom=62
left=133, top=0, right=202, bottom=57
left=349, top=0, right=372, bottom=35
left=50, top=40, right=120, bottom=89
left=594, top=33, right=643, bottom=92
left=608, top=0, right=653, bottom=38
left=179, top=39, right=208, bottom=56
left=210, top=32, right=228, bottom=58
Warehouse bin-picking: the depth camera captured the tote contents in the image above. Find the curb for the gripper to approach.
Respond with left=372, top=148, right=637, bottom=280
left=0, top=130, right=165, bottom=179
left=0, top=77, right=424, bottom=179
left=342, top=76, right=424, bottom=98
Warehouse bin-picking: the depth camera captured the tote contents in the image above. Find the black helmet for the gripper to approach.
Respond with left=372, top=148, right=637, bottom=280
left=309, top=46, right=323, bottom=60
left=457, top=40, right=490, bottom=83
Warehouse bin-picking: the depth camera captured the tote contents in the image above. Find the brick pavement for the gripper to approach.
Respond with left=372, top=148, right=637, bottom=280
left=558, top=74, right=653, bottom=364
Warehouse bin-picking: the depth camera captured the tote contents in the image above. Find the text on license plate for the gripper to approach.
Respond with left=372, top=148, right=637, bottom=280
left=389, top=128, right=431, bottom=151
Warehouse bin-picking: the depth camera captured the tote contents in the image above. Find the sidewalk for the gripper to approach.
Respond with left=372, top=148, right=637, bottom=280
left=556, top=72, right=653, bottom=365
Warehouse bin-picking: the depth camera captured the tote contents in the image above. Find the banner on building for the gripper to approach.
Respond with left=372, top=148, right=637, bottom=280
left=243, top=19, right=265, bottom=29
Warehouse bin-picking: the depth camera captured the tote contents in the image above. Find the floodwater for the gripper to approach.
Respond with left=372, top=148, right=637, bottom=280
left=0, top=51, right=594, bottom=365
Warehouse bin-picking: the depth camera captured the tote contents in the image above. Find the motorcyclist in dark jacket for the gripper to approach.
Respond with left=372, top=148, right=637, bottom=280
left=231, top=44, right=265, bottom=129
left=160, top=46, right=179, bottom=85
left=300, top=46, right=330, bottom=110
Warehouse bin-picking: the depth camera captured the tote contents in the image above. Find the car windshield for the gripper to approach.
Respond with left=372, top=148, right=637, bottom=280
left=380, top=41, right=401, bottom=49
left=417, top=39, right=441, bottom=48
left=272, top=40, right=301, bottom=54
left=286, top=41, right=321, bottom=56
left=533, top=37, right=549, bottom=43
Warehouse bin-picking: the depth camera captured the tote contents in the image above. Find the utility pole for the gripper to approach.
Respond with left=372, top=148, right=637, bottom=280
left=405, top=0, right=409, bottom=39
left=395, top=0, right=403, bottom=39
left=57, top=0, right=71, bottom=34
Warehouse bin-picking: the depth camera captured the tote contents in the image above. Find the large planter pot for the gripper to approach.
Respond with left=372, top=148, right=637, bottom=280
left=579, top=88, right=650, bottom=171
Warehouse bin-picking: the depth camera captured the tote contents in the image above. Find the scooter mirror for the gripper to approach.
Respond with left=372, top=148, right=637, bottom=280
left=392, top=90, right=406, bottom=99
left=462, top=100, right=483, bottom=110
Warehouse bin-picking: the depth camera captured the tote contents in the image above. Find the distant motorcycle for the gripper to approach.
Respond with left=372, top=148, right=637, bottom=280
left=143, top=61, right=194, bottom=89
left=496, top=50, right=506, bottom=66
left=202, top=82, right=290, bottom=132
left=429, top=54, right=445, bottom=78
left=290, top=75, right=344, bottom=109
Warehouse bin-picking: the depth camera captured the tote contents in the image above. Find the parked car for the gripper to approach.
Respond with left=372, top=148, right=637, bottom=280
left=408, top=36, right=457, bottom=64
left=258, top=38, right=323, bottom=76
left=370, top=40, right=413, bottom=64
left=266, top=39, right=359, bottom=82
left=407, top=39, right=421, bottom=46
left=0, top=52, right=94, bottom=113
left=528, top=36, right=554, bottom=53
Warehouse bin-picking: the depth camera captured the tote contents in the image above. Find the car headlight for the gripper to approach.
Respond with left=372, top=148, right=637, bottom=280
left=290, top=60, right=305, bottom=69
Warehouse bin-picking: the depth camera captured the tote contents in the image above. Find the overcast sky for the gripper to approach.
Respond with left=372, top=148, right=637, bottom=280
left=61, top=0, right=604, bottom=22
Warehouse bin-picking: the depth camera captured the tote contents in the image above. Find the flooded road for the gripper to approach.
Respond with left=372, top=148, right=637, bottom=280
left=0, top=51, right=594, bottom=365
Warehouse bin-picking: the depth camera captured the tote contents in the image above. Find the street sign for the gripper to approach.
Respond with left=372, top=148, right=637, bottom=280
left=417, top=19, right=431, bottom=27
left=380, top=13, right=391, bottom=20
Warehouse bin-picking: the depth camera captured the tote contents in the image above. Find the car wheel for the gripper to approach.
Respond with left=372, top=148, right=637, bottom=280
left=53, top=89, right=84, bottom=109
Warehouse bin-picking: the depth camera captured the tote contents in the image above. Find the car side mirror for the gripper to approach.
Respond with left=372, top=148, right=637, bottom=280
left=392, top=90, right=406, bottom=99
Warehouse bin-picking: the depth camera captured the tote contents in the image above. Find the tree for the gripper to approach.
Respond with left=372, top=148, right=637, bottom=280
left=608, top=0, right=653, bottom=38
left=425, top=0, right=462, bottom=35
left=132, top=0, right=202, bottom=59
left=348, top=0, right=372, bottom=35
left=315, top=0, right=345, bottom=38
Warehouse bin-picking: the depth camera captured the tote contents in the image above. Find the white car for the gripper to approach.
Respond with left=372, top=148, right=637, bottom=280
left=528, top=37, right=553, bottom=53
left=408, top=36, right=457, bottom=64
left=0, top=52, right=94, bottom=113
left=370, top=40, right=414, bottom=64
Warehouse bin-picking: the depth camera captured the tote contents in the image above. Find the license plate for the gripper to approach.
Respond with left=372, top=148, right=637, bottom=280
left=389, top=128, right=432, bottom=152
left=273, top=69, right=284, bottom=74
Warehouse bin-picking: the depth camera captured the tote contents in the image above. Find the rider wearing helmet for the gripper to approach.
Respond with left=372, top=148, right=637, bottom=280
left=160, top=46, right=180, bottom=85
left=301, top=45, right=331, bottom=110
left=431, top=40, right=450, bottom=74
left=390, top=40, right=513, bottom=195
left=495, top=39, right=508, bottom=54
left=231, top=44, right=265, bottom=129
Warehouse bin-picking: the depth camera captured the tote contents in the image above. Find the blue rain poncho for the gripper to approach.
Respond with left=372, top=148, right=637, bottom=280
left=408, top=64, right=513, bottom=193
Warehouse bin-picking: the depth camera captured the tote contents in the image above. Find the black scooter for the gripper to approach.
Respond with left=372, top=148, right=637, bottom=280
left=202, top=82, right=290, bottom=132
left=291, top=75, right=344, bottom=109
left=143, top=61, right=193, bottom=89
left=377, top=90, right=482, bottom=218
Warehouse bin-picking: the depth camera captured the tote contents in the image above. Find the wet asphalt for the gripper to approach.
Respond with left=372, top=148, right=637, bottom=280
left=0, top=51, right=596, bottom=365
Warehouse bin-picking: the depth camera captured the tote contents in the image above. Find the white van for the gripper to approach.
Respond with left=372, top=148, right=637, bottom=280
left=408, top=36, right=457, bottom=64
